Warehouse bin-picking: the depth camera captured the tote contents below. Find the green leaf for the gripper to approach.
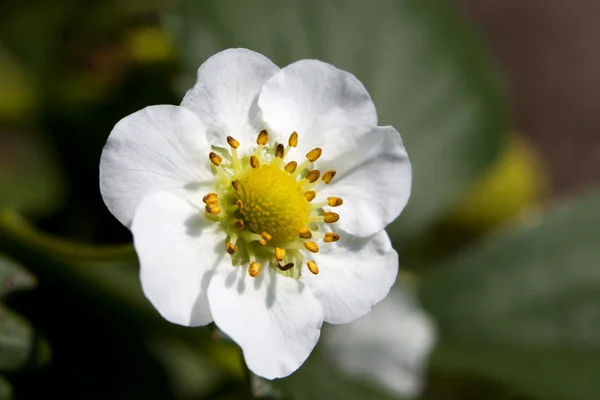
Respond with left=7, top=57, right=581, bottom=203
left=164, top=0, right=508, bottom=242
left=0, top=253, right=36, bottom=297
left=0, top=375, right=13, bottom=400
left=421, top=187, right=600, bottom=400
left=0, top=307, right=33, bottom=372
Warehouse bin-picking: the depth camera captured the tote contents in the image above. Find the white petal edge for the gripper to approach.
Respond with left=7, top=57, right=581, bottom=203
left=208, top=265, right=323, bottom=379
left=258, top=59, right=377, bottom=151
left=132, top=191, right=228, bottom=327
left=322, top=287, right=437, bottom=398
left=316, top=124, right=411, bottom=237
left=181, top=48, right=279, bottom=153
left=100, top=105, right=213, bottom=227
left=301, top=230, right=398, bottom=324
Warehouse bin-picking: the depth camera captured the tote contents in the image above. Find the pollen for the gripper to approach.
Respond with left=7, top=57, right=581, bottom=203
left=307, top=261, right=319, bottom=275
left=248, top=261, right=262, bottom=277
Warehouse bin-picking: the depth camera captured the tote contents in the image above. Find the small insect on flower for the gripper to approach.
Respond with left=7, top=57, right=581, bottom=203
left=99, top=48, right=412, bottom=379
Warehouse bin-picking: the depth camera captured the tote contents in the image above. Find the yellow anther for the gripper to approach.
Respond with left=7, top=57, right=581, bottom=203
left=275, top=143, right=285, bottom=158
left=284, top=161, right=297, bottom=173
left=226, top=242, right=238, bottom=255
left=257, top=129, right=269, bottom=145
left=274, top=247, right=286, bottom=262
left=323, top=212, right=340, bottom=223
left=322, top=170, right=336, bottom=184
left=205, top=204, right=220, bottom=214
left=307, top=261, right=319, bottom=275
left=327, top=197, right=344, bottom=207
left=278, top=262, right=294, bottom=271
left=248, top=261, right=262, bottom=277
left=236, top=199, right=243, bottom=209
left=202, top=193, right=218, bottom=204
left=260, top=231, right=272, bottom=245
left=250, top=155, right=260, bottom=168
left=324, top=232, right=340, bottom=243
left=306, top=148, right=322, bottom=162
left=232, top=179, right=241, bottom=192
left=304, top=191, right=316, bottom=202
left=305, top=170, right=320, bottom=183
left=209, top=152, right=222, bottom=166
left=304, top=241, right=319, bottom=253
left=299, top=227, right=312, bottom=239
left=289, top=131, right=298, bottom=147
left=227, top=136, right=240, bottom=149
left=234, top=219, right=244, bottom=229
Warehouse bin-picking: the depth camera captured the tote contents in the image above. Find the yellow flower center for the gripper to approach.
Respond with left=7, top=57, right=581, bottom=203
left=202, top=130, right=344, bottom=279
left=236, top=166, right=310, bottom=242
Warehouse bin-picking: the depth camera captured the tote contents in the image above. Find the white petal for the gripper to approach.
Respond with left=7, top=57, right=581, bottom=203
left=301, top=230, right=398, bottom=324
left=316, top=125, right=411, bottom=237
left=132, top=192, right=228, bottom=327
left=208, top=265, right=323, bottom=379
left=322, top=287, right=436, bottom=398
left=181, top=48, right=279, bottom=153
left=258, top=59, right=377, bottom=149
left=100, top=105, right=213, bottom=227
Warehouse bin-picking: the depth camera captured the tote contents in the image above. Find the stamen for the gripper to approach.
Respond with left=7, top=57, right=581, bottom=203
left=236, top=199, right=243, bottom=209
left=323, top=212, right=340, bottom=223
left=307, top=261, right=319, bottom=275
left=209, top=152, right=222, bottom=167
left=202, top=193, right=218, bottom=204
left=226, top=136, right=240, bottom=149
left=299, top=226, right=312, bottom=239
left=232, top=179, right=241, bottom=192
left=248, top=261, right=262, bottom=278
left=277, top=262, right=295, bottom=271
left=275, top=143, right=285, bottom=159
left=284, top=161, right=297, bottom=173
left=304, top=191, right=316, bottom=202
left=305, top=170, right=320, bottom=183
left=234, top=219, right=244, bottom=229
left=304, top=242, right=319, bottom=253
left=324, top=232, right=340, bottom=243
left=289, top=131, right=298, bottom=147
left=257, top=129, right=269, bottom=145
left=227, top=136, right=242, bottom=172
left=322, top=170, right=336, bottom=184
left=226, top=242, right=238, bottom=254
left=274, top=247, right=286, bottom=262
left=259, top=231, right=272, bottom=245
left=205, top=204, right=220, bottom=214
left=250, top=155, right=260, bottom=168
left=292, top=160, right=311, bottom=178
left=327, top=197, right=344, bottom=207
left=306, top=148, right=322, bottom=162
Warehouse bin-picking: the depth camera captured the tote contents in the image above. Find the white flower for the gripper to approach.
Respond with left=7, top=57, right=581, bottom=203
left=99, top=48, right=411, bottom=379
left=323, top=285, right=436, bottom=398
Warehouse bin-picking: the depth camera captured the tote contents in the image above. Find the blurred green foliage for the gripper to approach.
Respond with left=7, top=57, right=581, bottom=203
left=0, top=253, right=50, bottom=399
left=422, top=188, right=600, bottom=400
left=0, top=0, right=597, bottom=399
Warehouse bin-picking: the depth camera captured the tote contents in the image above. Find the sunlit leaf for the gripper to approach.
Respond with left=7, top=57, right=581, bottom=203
left=421, top=187, right=600, bottom=400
